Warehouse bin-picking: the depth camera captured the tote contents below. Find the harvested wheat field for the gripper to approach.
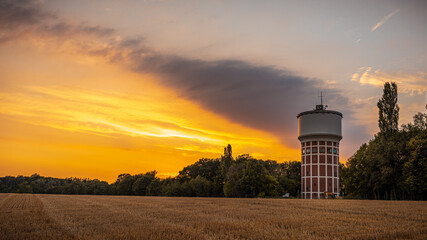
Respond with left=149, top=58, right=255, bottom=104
left=0, top=194, right=426, bottom=240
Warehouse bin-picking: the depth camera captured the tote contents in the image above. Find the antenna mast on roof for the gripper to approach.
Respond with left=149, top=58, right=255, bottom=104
left=320, top=91, right=323, bottom=106
left=316, top=91, right=328, bottom=110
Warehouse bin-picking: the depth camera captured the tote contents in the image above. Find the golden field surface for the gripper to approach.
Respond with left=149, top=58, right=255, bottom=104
left=0, top=194, right=426, bottom=240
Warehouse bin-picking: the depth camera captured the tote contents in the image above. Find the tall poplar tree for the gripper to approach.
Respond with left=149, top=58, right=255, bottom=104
left=377, top=82, right=399, bottom=134
left=221, top=144, right=233, bottom=179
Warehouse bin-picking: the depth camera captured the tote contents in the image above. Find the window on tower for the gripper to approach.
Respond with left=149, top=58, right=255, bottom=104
left=312, top=147, right=318, bottom=153
left=306, top=148, right=311, bottom=154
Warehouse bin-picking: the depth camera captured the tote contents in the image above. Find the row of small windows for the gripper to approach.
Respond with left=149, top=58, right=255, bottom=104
left=302, top=147, right=338, bottom=154
left=301, top=154, right=338, bottom=164
left=303, top=180, right=338, bottom=193
left=303, top=170, right=338, bottom=176
left=303, top=171, right=338, bottom=176
left=304, top=187, right=338, bottom=192
left=302, top=141, right=338, bottom=147
left=301, top=155, right=339, bottom=164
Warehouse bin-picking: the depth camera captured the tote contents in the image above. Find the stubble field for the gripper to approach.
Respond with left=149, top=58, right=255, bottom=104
left=0, top=194, right=426, bottom=240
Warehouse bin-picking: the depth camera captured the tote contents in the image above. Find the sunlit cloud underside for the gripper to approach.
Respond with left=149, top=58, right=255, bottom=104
left=0, top=82, right=297, bottom=182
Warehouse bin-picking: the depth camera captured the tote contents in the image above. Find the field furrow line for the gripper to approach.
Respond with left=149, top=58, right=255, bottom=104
left=0, top=194, right=77, bottom=240
left=4, top=195, right=426, bottom=240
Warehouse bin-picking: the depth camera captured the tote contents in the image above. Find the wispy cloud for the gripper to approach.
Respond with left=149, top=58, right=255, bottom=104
left=352, top=67, right=427, bottom=95
left=371, top=9, right=400, bottom=32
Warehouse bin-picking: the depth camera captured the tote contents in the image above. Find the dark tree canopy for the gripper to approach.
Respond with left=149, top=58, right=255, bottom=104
left=342, top=83, right=426, bottom=200
left=0, top=145, right=301, bottom=198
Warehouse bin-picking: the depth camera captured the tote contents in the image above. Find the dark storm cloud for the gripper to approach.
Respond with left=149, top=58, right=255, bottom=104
left=124, top=54, right=352, bottom=146
left=0, top=0, right=52, bottom=42
left=0, top=0, right=370, bottom=149
left=0, top=0, right=114, bottom=42
left=0, top=0, right=56, bottom=27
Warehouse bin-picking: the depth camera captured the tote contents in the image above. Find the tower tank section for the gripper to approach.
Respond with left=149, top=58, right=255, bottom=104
left=297, top=104, right=343, bottom=199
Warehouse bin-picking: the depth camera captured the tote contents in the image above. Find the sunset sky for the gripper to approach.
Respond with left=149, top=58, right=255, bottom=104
left=0, top=0, right=426, bottom=182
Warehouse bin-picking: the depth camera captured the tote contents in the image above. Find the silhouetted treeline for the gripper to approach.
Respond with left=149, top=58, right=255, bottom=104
left=0, top=175, right=111, bottom=195
left=0, top=147, right=301, bottom=198
left=341, top=83, right=426, bottom=200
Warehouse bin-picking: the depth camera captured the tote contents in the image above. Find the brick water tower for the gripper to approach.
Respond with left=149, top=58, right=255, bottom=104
left=297, top=95, right=343, bottom=199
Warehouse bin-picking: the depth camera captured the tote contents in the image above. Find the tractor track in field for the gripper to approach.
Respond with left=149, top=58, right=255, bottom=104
left=0, top=194, right=77, bottom=240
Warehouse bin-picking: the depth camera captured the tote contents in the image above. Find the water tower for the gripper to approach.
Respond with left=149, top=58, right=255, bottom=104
left=297, top=94, right=343, bottom=199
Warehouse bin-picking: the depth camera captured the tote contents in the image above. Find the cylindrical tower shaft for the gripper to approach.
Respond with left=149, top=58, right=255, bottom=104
left=297, top=104, right=343, bottom=199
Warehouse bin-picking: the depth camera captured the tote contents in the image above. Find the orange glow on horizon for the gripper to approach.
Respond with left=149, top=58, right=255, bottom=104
left=0, top=42, right=300, bottom=182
